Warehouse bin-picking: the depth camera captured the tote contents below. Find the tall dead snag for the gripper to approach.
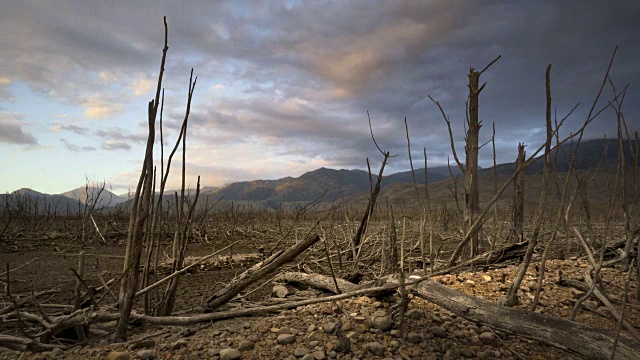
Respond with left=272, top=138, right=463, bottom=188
left=431, top=55, right=500, bottom=259
left=511, top=143, right=526, bottom=243
left=465, top=66, right=482, bottom=258
left=351, top=112, right=394, bottom=260
left=500, top=64, right=553, bottom=307
left=115, top=17, right=168, bottom=342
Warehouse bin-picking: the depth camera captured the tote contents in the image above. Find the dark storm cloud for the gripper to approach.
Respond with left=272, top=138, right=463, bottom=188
left=2, top=1, right=639, bottom=175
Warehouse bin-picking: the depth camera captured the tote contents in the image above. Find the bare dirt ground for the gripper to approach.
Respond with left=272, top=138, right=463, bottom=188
left=2, top=237, right=639, bottom=360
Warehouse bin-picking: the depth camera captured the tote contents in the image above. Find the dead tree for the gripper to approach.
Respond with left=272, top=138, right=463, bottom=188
left=351, top=112, right=394, bottom=261
left=430, top=55, right=500, bottom=259
left=115, top=17, right=168, bottom=342
left=511, top=143, right=526, bottom=243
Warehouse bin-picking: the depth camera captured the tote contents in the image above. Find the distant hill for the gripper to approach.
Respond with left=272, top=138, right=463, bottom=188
left=60, top=186, right=129, bottom=207
left=0, top=189, right=83, bottom=214
left=485, top=138, right=637, bottom=176
left=3, top=138, right=634, bottom=211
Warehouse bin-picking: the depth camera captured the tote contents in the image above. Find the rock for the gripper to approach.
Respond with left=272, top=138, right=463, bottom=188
left=355, top=324, right=370, bottom=333
left=405, top=308, right=424, bottom=320
left=311, top=350, right=326, bottom=359
left=169, top=339, right=187, bottom=350
left=238, top=340, right=254, bottom=351
left=478, top=331, right=498, bottom=346
left=482, top=274, right=492, bottom=282
left=219, top=348, right=242, bottom=360
left=431, top=326, right=447, bottom=338
left=273, top=284, right=290, bottom=298
left=135, top=349, right=156, bottom=360
left=301, top=355, right=315, bottom=360
left=107, top=352, right=130, bottom=360
left=50, top=348, right=63, bottom=357
left=320, top=305, right=334, bottom=315
left=365, top=342, right=385, bottom=356
left=460, top=348, right=475, bottom=358
left=208, top=348, right=221, bottom=356
left=407, top=332, right=421, bottom=344
left=278, top=333, right=296, bottom=345
left=323, top=322, right=337, bottom=334
left=99, top=340, right=109, bottom=347
left=526, top=281, right=538, bottom=291
left=130, top=340, right=156, bottom=351
left=465, top=279, right=475, bottom=286
left=341, top=321, right=352, bottom=331
left=370, top=311, right=392, bottom=331
left=294, top=347, right=310, bottom=357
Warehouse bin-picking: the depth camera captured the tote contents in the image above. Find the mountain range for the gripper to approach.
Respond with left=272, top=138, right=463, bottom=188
left=2, top=138, right=636, bottom=212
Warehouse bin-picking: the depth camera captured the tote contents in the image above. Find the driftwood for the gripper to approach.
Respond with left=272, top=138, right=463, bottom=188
left=275, top=272, right=359, bottom=294
left=432, top=241, right=529, bottom=276
left=203, top=235, right=321, bottom=311
left=409, top=277, right=640, bottom=360
left=278, top=271, right=640, bottom=360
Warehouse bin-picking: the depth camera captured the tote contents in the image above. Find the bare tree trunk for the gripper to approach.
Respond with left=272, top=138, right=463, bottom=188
left=115, top=17, right=168, bottom=342
left=512, top=143, right=526, bottom=243
left=465, top=67, right=482, bottom=258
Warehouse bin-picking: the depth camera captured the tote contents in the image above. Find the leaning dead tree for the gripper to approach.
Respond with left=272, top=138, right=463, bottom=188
left=350, top=112, right=395, bottom=263
left=430, top=55, right=500, bottom=259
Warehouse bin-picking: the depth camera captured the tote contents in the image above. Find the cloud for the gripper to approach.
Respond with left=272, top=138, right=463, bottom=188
left=81, top=96, right=125, bottom=119
left=0, top=112, right=37, bottom=145
left=95, top=128, right=147, bottom=143
left=1, top=1, right=639, bottom=190
left=102, top=140, right=131, bottom=151
left=60, top=138, right=96, bottom=152
left=96, top=128, right=147, bottom=151
left=0, top=77, right=13, bottom=102
left=130, top=76, right=155, bottom=96
left=50, top=122, right=88, bottom=134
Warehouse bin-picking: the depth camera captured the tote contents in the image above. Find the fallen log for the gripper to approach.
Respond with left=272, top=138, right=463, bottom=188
left=203, top=235, right=321, bottom=311
left=409, top=276, right=640, bottom=360
left=432, top=241, right=529, bottom=276
left=278, top=271, right=640, bottom=360
left=275, top=272, right=359, bottom=294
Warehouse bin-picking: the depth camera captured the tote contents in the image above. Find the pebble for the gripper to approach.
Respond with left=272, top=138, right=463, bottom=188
left=273, top=284, right=290, bottom=298
left=365, top=342, right=384, bottom=356
left=277, top=333, right=297, bottom=345
left=107, top=352, right=130, bottom=360
left=479, top=331, right=498, bottom=346
left=406, top=332, right=421, bottom=344
left=294, top=347, right=310, bottom=357
left=323, top=322, right=337, bottom=334
left=169, top=339, right=187, bottom=350
left=219, top=348, right=242, bottom=360
left=370, top=311, right=392, bottom=331
left=238, top=340, right=255, bottom=351
left=405, top=308, right=424, bottom=319
left=311, top=350, right=327, bottom=359
left=431, top=326, right=448, bottom=338
left=135, top=349, right=156, bottom=360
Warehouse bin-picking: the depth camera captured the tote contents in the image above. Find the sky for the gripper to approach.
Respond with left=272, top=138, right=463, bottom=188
left=1, top=1, right=639, bottom=195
